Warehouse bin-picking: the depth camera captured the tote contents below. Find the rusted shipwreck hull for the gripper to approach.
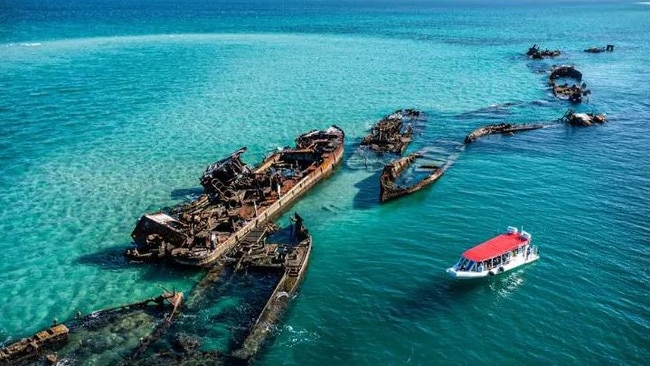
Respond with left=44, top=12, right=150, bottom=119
left=464, top=123, right=547, bottom=144
left=123, top=214, right=313, bottom=365
left=550, top=65, right=583, bottom=81
left=127, top=126, right=344, bottom=267
left=230, top=213, right=312, bottom=362
left=526, top=44, right=560, bottom=59
left=561, top=110, right=607, bottom=126
left=380, top=153, right=444, bottom=203
left=360, top=109, right=424, bottom=154
left=0, top=324, right=68, bottom=366
left=0, top=291, right=183, bottom=366
left=584, top=45, right=614, bottom=53
left=549, top=65, right=589, bottom=103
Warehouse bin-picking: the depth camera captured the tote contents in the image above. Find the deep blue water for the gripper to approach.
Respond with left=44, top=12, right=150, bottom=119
left=1, top=1, right=648, bottom=365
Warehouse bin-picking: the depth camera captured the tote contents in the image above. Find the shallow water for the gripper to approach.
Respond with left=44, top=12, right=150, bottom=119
left=1, top=1, right=649, bottom=365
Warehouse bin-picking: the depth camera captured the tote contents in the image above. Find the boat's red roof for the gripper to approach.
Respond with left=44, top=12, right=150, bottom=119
left=463, top=233, right=529, bottom=262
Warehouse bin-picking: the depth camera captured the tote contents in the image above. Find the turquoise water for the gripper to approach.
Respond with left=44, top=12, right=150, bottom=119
left=1, top=0, right=649, bottom=364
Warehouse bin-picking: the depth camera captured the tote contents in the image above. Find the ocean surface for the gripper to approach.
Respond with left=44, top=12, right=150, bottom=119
left=1, top=0, right=649, bottom=364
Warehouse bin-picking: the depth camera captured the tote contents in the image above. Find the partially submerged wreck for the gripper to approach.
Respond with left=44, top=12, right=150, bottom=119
left=584, top=45, right=614, bottom=53
left=561, top=110, right=607, bottom=126
left=360, top=109, right=424, bottom=154
left=0, top=291, right=183, bottom=366
left=550, top=65, right=583, bottom=81
left=230, top=213, right=312, bottom=362
left=526, top=44, right=560, bottom=59
left=127, top=126, right=344, bottom=267
left=0, top=324, right=68, bottom=365
left=380, top=153, right=445, bottom=203
left=464, top=123, right=547, bottom=144
left=549, top=65, right=589, bottom=103
left=122, top=214, right=313, bottom=365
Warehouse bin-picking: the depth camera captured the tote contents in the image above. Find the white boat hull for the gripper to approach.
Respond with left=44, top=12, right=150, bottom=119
left=447, top=251, right=539, bottom=279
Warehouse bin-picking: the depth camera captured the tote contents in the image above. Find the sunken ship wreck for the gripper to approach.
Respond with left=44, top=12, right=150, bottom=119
left=0, top=324, right=69, bottom=365
left=526, top=44, right=560, bottom=59
left=228, top=213, right=312, bottom=362
left=464, top=123, right=547, bottom=144
left=561, top=110, right=607, bottom=127
left=360, top=109, right=424, bottom=154
left=0, top=291, right=183, bottom=366
left=548, top=65, right=590, bottom=103
left=138, top=214, right=314, bottom=365
left=584, top=44, right=614, bottom=53
left=2, top=216, right=313, bottom=365
left=379, top=153, right=445, bottom=203
left=127, top=126, right=344, bottom=267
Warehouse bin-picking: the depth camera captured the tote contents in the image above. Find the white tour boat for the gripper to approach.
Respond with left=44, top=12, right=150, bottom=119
left=447, top=226, right=539, bottom=279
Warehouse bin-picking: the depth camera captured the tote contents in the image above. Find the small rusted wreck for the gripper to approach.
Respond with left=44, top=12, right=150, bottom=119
left=526, top=44, right=561, bottom=59
left=360, top=109, right=424, bottom=154
left=561, top=110, right=607, bottom=126
left=230, top=213, right=311, bottom=362
left=549, top=65, right=589, bottom=103
left=464, top=123, right=547, bottom=144
left=127, top=126, right=344, bottom=267
left=380, top=153, right=445, bottom=203
left=0, top=324, right=68, bottom=365
left=0, top=291, right=183, bottom=366
left=550, top=65, right=583, bottom=81
left=584, top=45, right=614, bottom=53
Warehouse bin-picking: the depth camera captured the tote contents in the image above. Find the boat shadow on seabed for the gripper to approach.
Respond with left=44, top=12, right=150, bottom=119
left=384, top=268, right=534, bottom=322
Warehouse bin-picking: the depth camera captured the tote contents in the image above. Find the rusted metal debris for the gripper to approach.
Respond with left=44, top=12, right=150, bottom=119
left=560, top=110, right=607, bottom=126
left=464, top=123, right=547, bottom=144
left=526, top=44, right=561, bottom=59
left=126, top=126, right=344, bottom=268
left=549, top=65, right=590, bottom=103
left=379, top=153, right=445, bottom=203
left=584, top=45, right=614, bottom=53
left=360, top=109, right=424, bottom=154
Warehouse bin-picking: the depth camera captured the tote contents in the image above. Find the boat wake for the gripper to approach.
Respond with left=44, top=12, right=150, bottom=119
left=276, top=325, right=321, bottom=348
left=488, top=270, right=526, bottom=300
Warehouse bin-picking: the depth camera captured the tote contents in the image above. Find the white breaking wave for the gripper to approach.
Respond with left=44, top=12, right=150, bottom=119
left=3, top=42, right=42, bottom=48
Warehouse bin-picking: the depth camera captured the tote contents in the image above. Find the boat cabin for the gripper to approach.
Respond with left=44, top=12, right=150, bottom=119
left=447, top=227, right=538, bottom=279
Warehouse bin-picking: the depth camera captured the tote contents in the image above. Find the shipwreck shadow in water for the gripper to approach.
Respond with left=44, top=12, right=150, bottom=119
left=383, top=274, right=488, bottom=322
left=352, top=170, right=381, bottom=210
left=75, top=245, right=202, bottom=283
left=76, top=245, right=131, bottom=270
left=170, top=187, right=203, bottom=201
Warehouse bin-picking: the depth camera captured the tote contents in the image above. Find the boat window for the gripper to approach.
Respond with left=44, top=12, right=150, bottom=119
left=460, top=258, right=470, bottom=270
left=459, top=257, right=466, bottom=267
